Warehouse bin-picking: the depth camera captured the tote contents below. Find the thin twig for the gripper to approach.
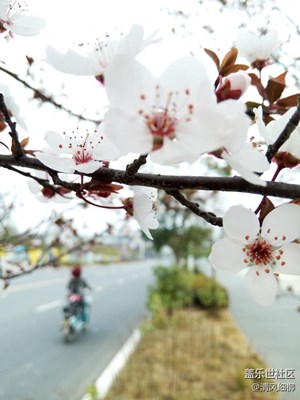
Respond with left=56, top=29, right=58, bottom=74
left=0, top=65, right=101, bottom=124
left=0, top=93, right=24, bottom=157
left=166, top=189, right=223, bottom=226
left=125, top=154, right=148, bottom=176
left=265, top=98, right=300, bottom=162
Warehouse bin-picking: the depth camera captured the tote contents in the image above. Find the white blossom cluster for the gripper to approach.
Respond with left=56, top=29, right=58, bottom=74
left=1, top=0, right=300, bottom=304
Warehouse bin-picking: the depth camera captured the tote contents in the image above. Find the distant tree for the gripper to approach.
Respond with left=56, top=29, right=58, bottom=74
left=152, top=192, right=213, bottom=264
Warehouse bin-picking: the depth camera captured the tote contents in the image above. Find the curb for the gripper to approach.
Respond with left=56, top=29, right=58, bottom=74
left=82, top=328, right=142, bottom=400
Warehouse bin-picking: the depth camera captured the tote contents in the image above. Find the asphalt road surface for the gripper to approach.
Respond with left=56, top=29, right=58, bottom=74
left=0, top=260, right=156, bottom=400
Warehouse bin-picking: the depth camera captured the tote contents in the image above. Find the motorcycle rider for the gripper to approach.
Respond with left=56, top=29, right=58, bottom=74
left=67, top=265, right=91, bottom=324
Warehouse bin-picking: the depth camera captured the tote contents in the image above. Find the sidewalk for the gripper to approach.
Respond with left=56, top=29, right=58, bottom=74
left=201, top=262, right=300, bottom=400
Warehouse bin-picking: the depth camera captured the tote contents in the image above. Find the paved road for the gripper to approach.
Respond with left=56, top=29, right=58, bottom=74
left=201, top=262, right=300, bottom=400
left=0, top=260, right=155, bottom=400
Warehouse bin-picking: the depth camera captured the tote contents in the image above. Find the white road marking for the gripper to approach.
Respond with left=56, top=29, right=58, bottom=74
left=35, top=300, right=63, bottom=313
left=9, top=278, right=66, bottom=293
left=81, top=329, right=141, bottom=400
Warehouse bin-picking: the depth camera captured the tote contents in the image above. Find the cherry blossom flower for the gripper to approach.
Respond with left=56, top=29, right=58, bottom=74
left=35, top=127, right=119, bottom=174
left=27, top=171, right=71, bottom=203
left=46, top=24, right=159, bottom=81
left=209, top=204, right=300, bottom=305
left=103, top=55, right=251, bottom=165
left=236, top=30, right=278, bottom=69
left=123, top=187, right=158, bottom=240
left=0, top=0, right=46, bottom=37
left=216, top=71, right=251, bottom=102
left=254, top=106, right=300, bottom=164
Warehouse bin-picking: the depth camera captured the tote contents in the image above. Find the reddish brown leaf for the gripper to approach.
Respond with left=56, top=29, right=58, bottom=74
left=220, top=48, right=238, bottom=72
left=259, top=198, right=275, bottom=224
left=204, top=48, right=220, bottom=70
left=249, top=73, right=266, bottom=99
left=11, top=140, right=17, bottom=154
left=273, top=71, right=288, bottom=85
left=265, top=74, right=287, bottom=104
left=0, top=120, right=6, bottom=132
left=291, top=199, right=300, bottom=206
left=20, top=137, right=29, bottom=148
left=221, top=64, right=249, bottom=76
left=276, top=93, right=300, bottom=107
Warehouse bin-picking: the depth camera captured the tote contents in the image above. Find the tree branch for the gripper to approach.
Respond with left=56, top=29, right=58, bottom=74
left=0, top=93, right=24, bottom=157
left=1, top=154, right=300, bottom=199
left=165, top=189, right=223, bottom=226
left=125, top=154, right=148, bottom=176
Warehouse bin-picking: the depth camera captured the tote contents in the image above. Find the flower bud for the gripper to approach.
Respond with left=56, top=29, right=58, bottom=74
left=215, top=71, right=250, bottom=102
left=226, top=71, right=251, bottom=94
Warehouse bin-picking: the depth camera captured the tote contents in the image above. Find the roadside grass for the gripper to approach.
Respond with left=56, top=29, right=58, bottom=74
left=104, top=308, right=278, bottom=400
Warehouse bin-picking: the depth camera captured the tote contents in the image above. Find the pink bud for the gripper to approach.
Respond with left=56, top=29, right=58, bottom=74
left=215, top=71, right=250, bottom=102
left=225, top=71, right=251, bottom=95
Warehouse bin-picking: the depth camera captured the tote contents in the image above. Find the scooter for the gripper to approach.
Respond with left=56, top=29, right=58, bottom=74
left=62, top=292, right=90, bottom=342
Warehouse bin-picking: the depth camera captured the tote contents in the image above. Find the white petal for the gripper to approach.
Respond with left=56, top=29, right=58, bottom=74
left=254, top=107, right=269, bottom=142
left=140, top=212, right=159, bottom=230
left=150, top=137, right=198, bottom=165
left=160, top=57, right=212, bottom=104
left=262, top=203, right=300, bottom=246
left=75, top=161, right=103, bottom=173
left=223, top=206, right=259, bottom=243
left=194, top=100, right=249, bottom=153
left=277, top=243, right=300, bottom=275
left=35, top=152, right=75, bottom=173
left=93, top=124, right=123, bottom=161
left=209, top=237, right=245, bottom=273
left=135, top=214, right=158, bottom=240
left=133, top=186, right=157, bottom=201
left=176, top=115, right=230, bottom=155
left=260, top=30, right=279, bottom=59
left=134, top=192, right=153, bottom=217
left=245, top=268, right=278, bottom=306
left=236, top=32, right=258, bottom=62
left=117, top=24, right=145, bottom=57
left=10, top=15, right=46, bottom=36
left=0, top=0, right=9, bottom=17
left=44, top=131, right=72, bottom=154
left=103, top=108, right=152, bottom=154
left=133, top=191, right=158, bottom=240
left=104, top=55, right=157, bottom=111
left=46, top=46, right=101, bottom=76
left=227, top=144, right=269, bottom=173
left=221, top=150, right=267, bottom=187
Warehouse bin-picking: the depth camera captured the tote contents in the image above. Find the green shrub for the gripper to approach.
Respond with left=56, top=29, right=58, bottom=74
left=196, top=282, right=229, bottom=309
left=147, top=265, right=229, bottom=316
left=147, top=266, right=192, bottom=315
left=146, top=293, right=168, bottom=328
left=183, top=272, right=210, bottom=291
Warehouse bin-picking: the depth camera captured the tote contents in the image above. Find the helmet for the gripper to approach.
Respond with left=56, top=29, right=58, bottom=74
left=72, top=266, right=81, bottom=277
